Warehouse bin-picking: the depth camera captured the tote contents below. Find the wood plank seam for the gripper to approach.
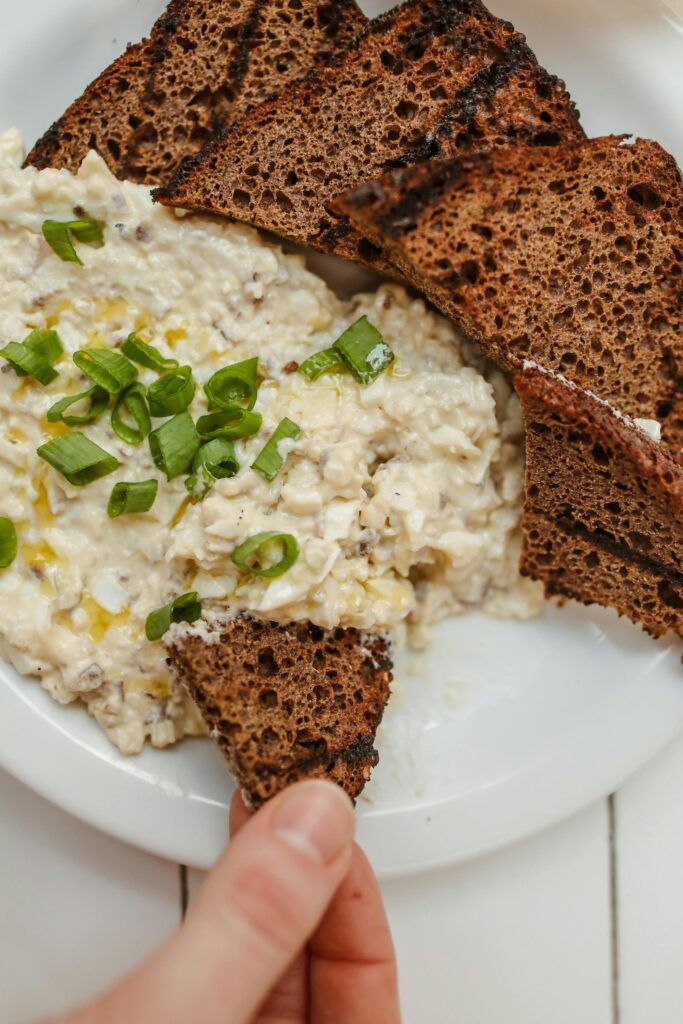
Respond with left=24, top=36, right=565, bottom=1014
left=609, top=794, right=621, bottom=1024
left=179, top=864, right=189, bottom=921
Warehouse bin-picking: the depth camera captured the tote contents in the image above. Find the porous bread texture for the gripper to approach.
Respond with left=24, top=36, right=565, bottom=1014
left=335, top=135, right=683, bottom=456
left=167, top=616, right=392, bottom=808
left=26, top=0, right=367, bottom=184
left=156, top=0, right=583, bottom=268
left=516, top=365, right=683, bottom=640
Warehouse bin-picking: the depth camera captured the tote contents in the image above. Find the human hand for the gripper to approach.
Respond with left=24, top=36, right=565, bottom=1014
left=48, top=780, right=401, bottom=1024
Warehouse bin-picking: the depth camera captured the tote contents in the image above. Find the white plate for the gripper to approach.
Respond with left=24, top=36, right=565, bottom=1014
left=1, top=0, right=682, bottom=877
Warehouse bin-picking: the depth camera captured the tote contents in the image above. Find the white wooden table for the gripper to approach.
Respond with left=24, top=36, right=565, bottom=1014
left=2, top=732, right=681, bottom=1024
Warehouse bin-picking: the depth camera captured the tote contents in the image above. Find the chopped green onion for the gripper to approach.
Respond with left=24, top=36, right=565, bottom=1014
left=107, top=480, right=159, bottom=518
left=111, top=384, right=151, bottom=445
left=147, top=366, right=195, bottom=417
left=0, top=518, right=17, bottom=569
left=333, top=316, right=395, bottom=385
left=149, top=411, right=200, bottom=480
left=73, top=348, right=138, bottom=394
left=251, top=418, right=301, bottom=482
left=185, top=438, right=239, bottom=501
left=298, top=347, right=345, bottom=382
left=1, top=330, right=64, bottom=386
left=185, top=464, right=216, bottom=503
left=145, top=592, right=202, bottom=642
left=204, top=357, right=259, bottom=411
left=231, top=532, right=299, bottom=579
left=196, top=408, right=262, bottom=441
left=23, top=329, right=64, bottom=366
left=1, top=341, right=58, bottom=386
left=42, top=218, right=104, bottom=265
left=121, top=333, right=179, bottom=373
left=38, top=433, right=119, bottom=487
left=47, top=385, right=109, bottom=426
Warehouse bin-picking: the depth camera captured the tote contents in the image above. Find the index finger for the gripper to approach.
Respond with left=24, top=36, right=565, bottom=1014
left=310, top=843, right=401, bottom=1023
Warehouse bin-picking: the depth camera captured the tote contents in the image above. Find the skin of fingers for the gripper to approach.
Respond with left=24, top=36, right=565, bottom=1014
left=230, top=792, right=309, bottom=1024
left=234, top=796, right=401, bottom=1024
left=309, top=844, right=401, bottom=1024
left=54, top=781, right=355, bottom=1024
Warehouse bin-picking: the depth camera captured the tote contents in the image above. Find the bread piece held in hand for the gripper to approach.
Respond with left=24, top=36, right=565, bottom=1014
left=167, top=616, right=392, bottom=808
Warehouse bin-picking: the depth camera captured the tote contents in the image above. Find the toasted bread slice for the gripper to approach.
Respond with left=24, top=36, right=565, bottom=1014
left=167, top=616, right=392, bottom=807
left=335, top=136, right=683, bottom=453
left=156, top=0, right=583, bottom=268
left=26, top=0, right=367, bottom=184
left=515, top=364, right=683, bottom=640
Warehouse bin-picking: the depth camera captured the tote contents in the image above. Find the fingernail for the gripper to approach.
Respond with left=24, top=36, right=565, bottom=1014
left=271, top=781, right=355, bottom=865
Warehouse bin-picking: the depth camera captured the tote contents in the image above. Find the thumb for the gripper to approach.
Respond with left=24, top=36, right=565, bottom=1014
left=85, top=780, right=355, bottom=1024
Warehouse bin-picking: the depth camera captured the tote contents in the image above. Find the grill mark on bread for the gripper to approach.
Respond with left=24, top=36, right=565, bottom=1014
left=225, top=0, right=269, bottom=105
left=244, top=734, right=379, bottom=782
left=387, top=34, right=544, bottom=169
left=532, top=511, right=683, bottom=591
left=145, top=0, right=188, bottom=91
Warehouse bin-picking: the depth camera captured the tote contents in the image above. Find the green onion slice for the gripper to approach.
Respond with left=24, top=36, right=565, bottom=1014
left=196, top=408, right=262, bottom=442
left=298, top=347, right=345, bottom=382
left=0, top=518, right=18, bottom=569
left=42, top=218, right=104, bottom=265
left=73, top=348, right=138, bottom=394
left=111, top=384, right=151, bottom=445
left=251, top=418, right=301, bottom=482
left=185, top=464, right=216, bottom=503
left=147, top=366, right=195, bottom=418
left=107, top=479, right=158, bottom=518
left=47, top=385, right=109, bottom=426
left=145, top=592, right=202, bottom=642
left=38, top=433, right=119, bottom=487
left=185, top=438, right=239, bottom=501
left=1, top=330, right=64, bottom=386
left=231, top=532, right=299, bottom=579
left=121, top=333, right=179, bottom=373
left=1, top=341, right=58, bottom=386
left=333, top=316, right=395, bottom=385
left=24, top=329, right=64, bottom=366
left=149, top=411, right=200, bottom=480
left=204, top=358, right=259, bottom=411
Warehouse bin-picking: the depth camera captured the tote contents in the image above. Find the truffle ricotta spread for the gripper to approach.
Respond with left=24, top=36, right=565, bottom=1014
left=0, top=129, right=541, bottom=753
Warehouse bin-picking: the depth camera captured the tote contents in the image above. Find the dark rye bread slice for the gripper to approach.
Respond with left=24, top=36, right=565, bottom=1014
left=335, top=135, right=683, bottom=455
left=516, top=364, right=683, bottom=640
left=26, top=0, right=367, bottom=185
left=156, top=0, right=583, bottom=267
left=167, top=616, right=392, bottom=807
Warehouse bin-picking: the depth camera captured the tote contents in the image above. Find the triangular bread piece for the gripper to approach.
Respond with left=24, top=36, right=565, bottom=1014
left=167, top=616, right=392, bottom=807
left=335, top=135, right=683, bottom=454
left=156, top=0, right=583, bottom=268
left=26, top=0, right=367, bottom=184
left=515, top=364, right=683, bottom=640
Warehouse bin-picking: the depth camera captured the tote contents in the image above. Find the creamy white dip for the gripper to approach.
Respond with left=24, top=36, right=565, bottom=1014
left=0, top=129, right=541, bottom=753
